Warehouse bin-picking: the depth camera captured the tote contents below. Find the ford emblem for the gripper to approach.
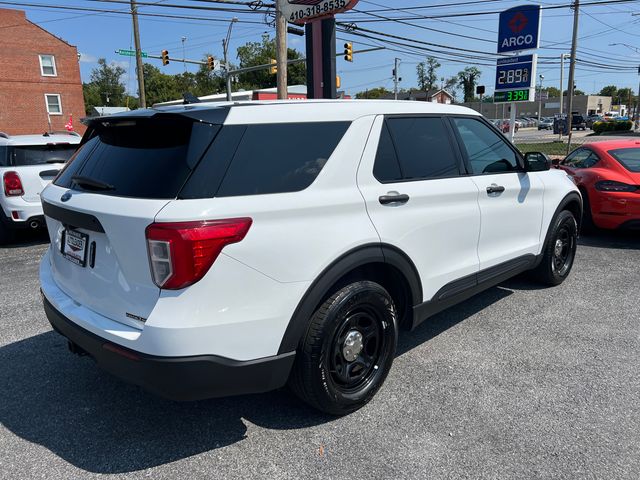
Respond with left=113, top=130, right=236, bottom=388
left=61, top=191, right=72, bottom=202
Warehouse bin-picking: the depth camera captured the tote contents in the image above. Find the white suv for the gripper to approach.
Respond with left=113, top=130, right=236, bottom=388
left=39, top=101, right=581, bottom=415
left=0, top=131, right=81, bottom=243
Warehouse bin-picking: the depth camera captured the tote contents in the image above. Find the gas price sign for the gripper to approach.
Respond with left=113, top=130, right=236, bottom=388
left=494, top=54, right=537, bottom=104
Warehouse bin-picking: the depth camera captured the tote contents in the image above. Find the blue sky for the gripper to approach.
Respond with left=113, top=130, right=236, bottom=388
left=11, top=0, right=640, bottom=99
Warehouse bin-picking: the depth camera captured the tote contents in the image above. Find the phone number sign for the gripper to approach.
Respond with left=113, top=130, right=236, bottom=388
left=283, top=0, right=359, bottom=24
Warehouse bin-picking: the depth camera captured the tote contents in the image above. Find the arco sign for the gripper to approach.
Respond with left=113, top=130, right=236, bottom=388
left=282, top=0, right=359, bottom=24
left=497, top=5, right=541, bottom=54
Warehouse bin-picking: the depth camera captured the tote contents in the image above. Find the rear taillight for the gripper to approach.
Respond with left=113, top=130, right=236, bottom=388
left=145, top=218, right=252, bottom=290
left=3, top=171, right=24, bottom=197
left=595, top=180, right=638, bottom=193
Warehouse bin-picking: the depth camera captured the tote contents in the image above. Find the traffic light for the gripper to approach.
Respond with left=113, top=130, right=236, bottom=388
left=269, top=58, right=277, bottom=75
left=161, top=50, right=169, bottom=66
left=343, top=42, right=353, bottom=62
left=336, top=75, right=341, bottom=89
left=207, top=55, right=214, bottom=71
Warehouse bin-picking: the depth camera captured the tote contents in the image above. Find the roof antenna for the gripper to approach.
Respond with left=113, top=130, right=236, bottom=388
left=183, top=92, right=201, bottom=104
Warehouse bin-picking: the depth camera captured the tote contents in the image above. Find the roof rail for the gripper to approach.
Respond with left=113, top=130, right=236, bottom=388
left=0, top=132, right=9, bottom=139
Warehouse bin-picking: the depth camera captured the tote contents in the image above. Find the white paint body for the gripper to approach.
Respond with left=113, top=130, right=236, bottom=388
left=39, top=100, right=578, bottom=362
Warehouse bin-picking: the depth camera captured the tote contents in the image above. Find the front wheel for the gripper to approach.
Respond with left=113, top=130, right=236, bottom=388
left=532, top=210, right=578, bottom=286
left=288, top=281, right=398, bottom=415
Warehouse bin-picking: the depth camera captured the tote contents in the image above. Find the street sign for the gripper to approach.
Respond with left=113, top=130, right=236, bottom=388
left=495, top=54, right=536, bottom=91
left=116, top=49, right=147, bottom=58
left=497, top=5, right=541, bottom=54
left=283, top=0, right=359, bottom=24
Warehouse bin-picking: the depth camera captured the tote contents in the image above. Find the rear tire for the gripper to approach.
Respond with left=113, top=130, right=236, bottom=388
left=288, top=281, right=398, bottom=415
left=532, top=210, right=578, bottom=286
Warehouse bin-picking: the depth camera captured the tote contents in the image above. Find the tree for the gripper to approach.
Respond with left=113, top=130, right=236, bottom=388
left=443, top=76, right=458, bottom=101
left=599, top=85, right=617, bottom=97
left=457, top=67, right=481, bottom=102
left=416, top=56, right=440, bottom=92
left=83, top=58, right=126, bottom=113
left=354, top=87, right=392, bottom=99
left=142, top=63, right=181, bottom=106
left=235, top=34, right=306, bottom=90
left=543, top=86, right=561, bottom=98
left=616, top=87, right=634, bottom=104
left=573, top=89, right=586, bottom=96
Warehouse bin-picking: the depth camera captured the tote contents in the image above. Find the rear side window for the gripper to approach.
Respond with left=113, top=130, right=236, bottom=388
left=563, top=149, right=599, bottom=169
left=216, top=122, right=349, bottom=197
left=372, top=122, right=402, bottom=182
left=383, top=117, right=460, bottom=181
left=54, top=118, right=219, bottom=199
left=183, top=121, right=350, bottom=198
left=453, top=117, right=519, bottom=174
left=609, top=148, right=640, bottom=172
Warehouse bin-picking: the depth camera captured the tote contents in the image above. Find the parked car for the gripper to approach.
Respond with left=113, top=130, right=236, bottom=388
left=556, top=140, right=639, bottom=230
left=39, top=101, right=581, bottom=415
left=586, top=114, right=603, bottom=129
left=0, top=131, right=81, bottom=244
left=553, top=114, right=587, bottom=134
left=497, top=119, right=519, bottom=134
left=538, top=117, right=554, bottom=130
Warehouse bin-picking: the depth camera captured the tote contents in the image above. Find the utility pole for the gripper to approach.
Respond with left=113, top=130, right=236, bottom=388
left=566, top=0, right=580, bottom=152
left=538, top=74, right=544, bottom=123
left=559, top=53, right=569, bottom=117
left=223, top=17, right=238, bottom=101
left=275, top=0, right=288, bottom=99
left=636, top=65, right=640, bottom=130
left=393, top=58, right=400, bottom=100
left=130, top=0, right=146, bottom=108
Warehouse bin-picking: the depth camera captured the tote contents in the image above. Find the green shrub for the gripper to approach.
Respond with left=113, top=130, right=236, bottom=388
left=615, top=120, right=632, bottom=131
left=593, top=121, right=606, bottom=134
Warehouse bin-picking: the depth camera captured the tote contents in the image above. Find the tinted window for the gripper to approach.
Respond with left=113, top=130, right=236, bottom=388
left=453, top=118, right=519, bottom=174
left=609, top=148, right=640, bottom=173
left=6, top=144, right=77, bottom=166
left=54, top=118, right=219, bottom=199
left=385, top=117, right=459, bottom=180
left=563, top=149, right=599, bottom=168
left=214, top=122, right=349, bottom=197
left=0, top=146, right=7, bottom=167
left=373, top=122, right=402, bottom=182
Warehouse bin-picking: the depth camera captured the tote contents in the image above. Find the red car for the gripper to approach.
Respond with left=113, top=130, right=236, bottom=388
left=556, top=140, right=640, bottom=230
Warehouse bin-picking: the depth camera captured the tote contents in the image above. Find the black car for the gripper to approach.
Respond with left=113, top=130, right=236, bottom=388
left=586, top=114, right=603, bottom=129
left=572, top=114, right=587, bottom=131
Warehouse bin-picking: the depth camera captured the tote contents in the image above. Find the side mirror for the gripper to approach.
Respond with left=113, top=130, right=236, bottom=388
left=551, top=158, right=561, bottom=167
left=524, top=152, right=552, bottom=172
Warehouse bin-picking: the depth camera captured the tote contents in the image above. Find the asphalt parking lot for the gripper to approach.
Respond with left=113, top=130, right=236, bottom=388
left=1, top=229, right=638, bottom=479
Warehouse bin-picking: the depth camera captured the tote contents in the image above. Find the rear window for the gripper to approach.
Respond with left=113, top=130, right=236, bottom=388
left=0, top=144, right=77, bottom=166
left=609, top=148, right=640, bottom=173
left=54, top=118, right=220, bottom=199
left=180, top=121, right=350, bottom=198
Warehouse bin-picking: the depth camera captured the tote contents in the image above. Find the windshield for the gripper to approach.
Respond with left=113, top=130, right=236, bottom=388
left=1, top=144, right=78, bottom=166
left=609, top=148, right=640, bottom=173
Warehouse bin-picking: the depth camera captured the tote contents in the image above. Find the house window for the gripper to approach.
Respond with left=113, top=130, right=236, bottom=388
left=45, top=94, right=62, bottom=115
left=39, top=55, right=57, bottom=76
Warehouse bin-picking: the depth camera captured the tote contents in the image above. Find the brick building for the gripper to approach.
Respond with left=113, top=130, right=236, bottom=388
left=0, top=9, right=85, bottom=135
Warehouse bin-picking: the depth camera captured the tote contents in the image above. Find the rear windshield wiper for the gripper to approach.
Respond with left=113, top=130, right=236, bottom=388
left=71, top=175, right=115, bottom=191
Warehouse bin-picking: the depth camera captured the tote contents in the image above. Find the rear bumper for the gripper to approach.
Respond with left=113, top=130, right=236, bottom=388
left=43, top=295, right=296, bottom=401
left=1, top=196, right=45, bottom=229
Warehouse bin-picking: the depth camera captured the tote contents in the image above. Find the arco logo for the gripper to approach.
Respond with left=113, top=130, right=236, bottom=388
left=508, top=12, right=528, bottom=33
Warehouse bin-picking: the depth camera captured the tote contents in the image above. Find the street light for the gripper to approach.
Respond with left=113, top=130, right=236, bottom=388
left=609, top=42, right=640, bottom=54
left=223, top=17, right=239, bottom=101
left=538, top=74, right=544, bottom=123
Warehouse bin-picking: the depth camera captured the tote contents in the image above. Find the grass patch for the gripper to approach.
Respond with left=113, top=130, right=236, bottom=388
left=515, top=142, right=569, bottom=156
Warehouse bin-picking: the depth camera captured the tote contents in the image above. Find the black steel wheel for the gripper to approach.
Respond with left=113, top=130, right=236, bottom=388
left=532, top=210, right=578, bottom=286
left=288, top=281, right=397, bottom=415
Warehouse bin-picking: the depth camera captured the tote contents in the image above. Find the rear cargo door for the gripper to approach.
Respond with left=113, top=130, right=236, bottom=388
left=41, top=115, right=220, bottom=328
left=9, top=144, right=78, bottom=203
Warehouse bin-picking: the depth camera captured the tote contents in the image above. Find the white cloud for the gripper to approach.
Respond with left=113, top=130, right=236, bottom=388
left=78, top=52, right=98, bottom=63
left=112, top=60, right=130, bottom=70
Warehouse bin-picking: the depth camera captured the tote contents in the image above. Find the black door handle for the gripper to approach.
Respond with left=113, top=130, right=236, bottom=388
left=379, top=193, right=410, bottom=205
left=486, top=184, right=505, bottom=194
